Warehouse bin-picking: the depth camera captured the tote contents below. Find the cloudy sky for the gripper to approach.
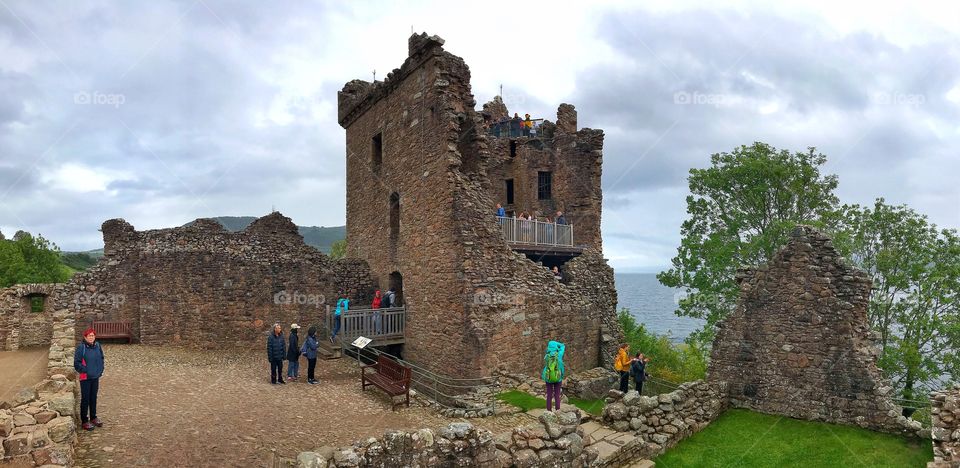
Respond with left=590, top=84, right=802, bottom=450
left=1, top=0, right=958, bottom=272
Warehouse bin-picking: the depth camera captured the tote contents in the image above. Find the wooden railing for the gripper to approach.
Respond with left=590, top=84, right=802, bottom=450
left=326, top=306, right=405, bottom=345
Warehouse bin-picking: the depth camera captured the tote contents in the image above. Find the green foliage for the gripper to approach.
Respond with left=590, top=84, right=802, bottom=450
left=60, top=251, right=99, bottom=271
left=496, top=390, right=545, bottom=412
left=658, top=142, right=840, bottom=344
left=0, top=231, right=70, bottom=287
left=619, top=309, right=707, bottom=383
left=330, top=239, right=347, bottom=260
left=829, top=199, right=960, bottom=400
left=655, top=409, right=932, bottom=467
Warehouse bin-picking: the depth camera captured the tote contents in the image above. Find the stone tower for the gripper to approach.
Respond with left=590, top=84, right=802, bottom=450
left=338, top=33, right=619, bottom=378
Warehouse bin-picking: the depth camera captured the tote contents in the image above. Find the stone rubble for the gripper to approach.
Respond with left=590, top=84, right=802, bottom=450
left=929, top=383, right=960, bottom=468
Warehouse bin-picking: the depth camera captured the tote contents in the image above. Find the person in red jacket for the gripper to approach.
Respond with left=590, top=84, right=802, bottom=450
left=371, top=290, right=383, bottom=334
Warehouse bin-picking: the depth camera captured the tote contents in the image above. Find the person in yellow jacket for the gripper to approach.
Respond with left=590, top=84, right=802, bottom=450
left=614, top=343, right=631, bottom=392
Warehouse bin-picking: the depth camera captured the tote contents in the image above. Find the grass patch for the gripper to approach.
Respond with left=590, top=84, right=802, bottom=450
left=569, top=397, right=605, bottom=416
left=496, top=390, right=546, bottom=412
left=655, top=409, right=933, bottom=468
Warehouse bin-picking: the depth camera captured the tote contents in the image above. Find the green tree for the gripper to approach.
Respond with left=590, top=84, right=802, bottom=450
left=329, top=239, right=347, bottom=259
left=619, top=309, right=707, bottom=383
left=0, top=231, right=70, bottom=287
left=830, top=199, right=960, bottom=400
left=658, top=142, right=840, bottom=343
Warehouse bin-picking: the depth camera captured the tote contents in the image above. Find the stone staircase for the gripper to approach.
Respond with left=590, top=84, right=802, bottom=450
left=318, top=338, right=342, bottom=359
left=525, top=407, right=656, bottom=467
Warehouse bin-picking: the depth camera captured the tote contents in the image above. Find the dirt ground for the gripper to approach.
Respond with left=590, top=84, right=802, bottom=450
left=0, top=347, right=49, bottom=403
left=73, top=345, right=534, bottom=468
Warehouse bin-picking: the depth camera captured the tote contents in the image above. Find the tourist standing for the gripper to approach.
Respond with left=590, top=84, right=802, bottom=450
left=267, top=323, right=286, bottom=384
left=371, top=290, right=383, bottom=334
left=496, top=203, right=506, bottom=218
left=542, top=340, right=566, bottom=411
left=630, top=352, right=650, bottom=394
left=286, top=323, right=301, bottom=381
left=614, top=343, right=631, bottom=393
left=384, top=288, right=397, bottom=308
left=74, top=328, right=105, bottom=431
left=555, top=211, right=567, bottom=225
left=302, top=326, right=320, bottom=384
left=552, top=266, right=562, bottom=281
left=523, top=113, right=532, bottom=136
left=331, top=297, right=349, bottom=343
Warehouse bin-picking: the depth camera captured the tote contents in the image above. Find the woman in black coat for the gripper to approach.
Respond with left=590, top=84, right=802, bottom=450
left=267, top=323, right=286, bottom=384
left=286, top=324, right=301, bottom=381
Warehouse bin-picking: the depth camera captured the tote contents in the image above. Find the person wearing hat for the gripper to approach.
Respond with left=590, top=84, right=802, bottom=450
left=74, top=328, right=105, bottom=430
left=267, top=323, right=286, bottom=384
left=286, top=323, right=301, bottom=381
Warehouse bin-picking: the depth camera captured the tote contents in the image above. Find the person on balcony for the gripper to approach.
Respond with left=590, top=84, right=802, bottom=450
left=555, top=211, right=567, bottom=225
left=544, top=215, right=555, bottom=242
left=496, top=203, right=506, bottom=218
left=511, top=113, right=521, bottom=137
left=371, top=290, right=383, bottom=334
left=523, top=113, right=532, bottom=137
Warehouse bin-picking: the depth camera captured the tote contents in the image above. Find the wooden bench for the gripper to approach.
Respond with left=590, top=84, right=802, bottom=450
left=93, top=321, right=133, bottom=343
left=361, top=355, right=412, bottom=410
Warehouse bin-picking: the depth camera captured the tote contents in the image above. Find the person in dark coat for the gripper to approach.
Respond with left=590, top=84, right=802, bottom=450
left=302, top=326, right=320, bottom=384
left=630, top=353, right=651, bottom=394
left=267, top=323, right=286, bottom=384
left=74, top=328, right=105, bottom=431
left=286, top=324, right=301, bottom=381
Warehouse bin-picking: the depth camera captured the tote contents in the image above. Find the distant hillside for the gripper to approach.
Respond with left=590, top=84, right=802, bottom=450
left=184, top=216, right=345, bottom=253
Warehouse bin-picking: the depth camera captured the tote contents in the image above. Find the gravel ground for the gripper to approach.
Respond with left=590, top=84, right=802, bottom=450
left=73, top=344, right=535, bottom=467
left=0, top=347, right=48, bottom=403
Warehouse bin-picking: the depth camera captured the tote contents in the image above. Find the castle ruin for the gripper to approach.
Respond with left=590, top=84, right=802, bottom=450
left=338, top=33, right=619, bottom=378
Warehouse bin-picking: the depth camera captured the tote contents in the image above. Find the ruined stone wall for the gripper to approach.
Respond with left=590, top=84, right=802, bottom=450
left=708, top=225, right=922, bottom=437
left=600, top=380, right=728, bottom=462
left=484, top=105, right=603, bottom=249
left=930, top=384, right=960, bottom=468
left=291, top=410, right=600, bottom=467
left=0, top=284, right=62, bottom=351
left=69, top=213, right=372, bottom=347
left=340, top=33, right=618, bottom=379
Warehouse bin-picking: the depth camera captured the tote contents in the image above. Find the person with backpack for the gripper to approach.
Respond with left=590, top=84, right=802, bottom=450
left=541, top=340, right=566, bottom=411
left=614, top=343, right=631, bottom=392
left=383, top=288, right=397, bottom=308
left=74, top=328, right=105, bottom=431
left=267, top=323, right=286, bottom=384
left=286, top=323, right=301, bottom=381
left=301, top=326, right=320, bottom=384
left=330, top=297, right=349, bottom=343
left=630, top=352, right=651, bottom=394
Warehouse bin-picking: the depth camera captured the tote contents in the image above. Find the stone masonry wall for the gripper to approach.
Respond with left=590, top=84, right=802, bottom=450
left=0, top=283, right=62, bottom=351
left=1, top=278, right=80, bottom=466
left=930, top=384, right=960, bottom=468
left=291, top=410, right=600, bottom=467
left=69, top=212, right=372, bottom=347
left=599, top=380, right=728, bottom=462
left=340, top=32, right=619, bottom=379
left=708, top=225, right=922, bottom=437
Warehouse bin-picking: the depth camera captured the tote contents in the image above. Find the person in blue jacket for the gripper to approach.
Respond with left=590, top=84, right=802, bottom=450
left=541, top=340, right=566, bottom=411
left=331, top=297, right=349, bottom=343
left=74, top=328, right=105, bottom=431
left=302, top=326, right=320, bottom=384
left=267, top=323, right=286, bottom=384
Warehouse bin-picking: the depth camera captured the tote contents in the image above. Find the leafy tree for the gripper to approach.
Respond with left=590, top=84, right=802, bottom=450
left=830, top=199, right=960, bottom=400
left=329, top=239, right=347, bottom=260
left=0, top=231, right=70, bottom=287
left=658, top=142, right=840, bottom=343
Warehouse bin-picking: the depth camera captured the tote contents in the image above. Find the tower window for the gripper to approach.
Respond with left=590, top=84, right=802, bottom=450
left=509, top=140, right=517, bottom=157
left=505, top=179, right=515, bottom=205
left=372, top=132, right=383, bottom=173
left=538, top=171, right=552, bottom=200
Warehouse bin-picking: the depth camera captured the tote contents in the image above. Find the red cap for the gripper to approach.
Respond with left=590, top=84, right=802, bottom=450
left=83, top=328, right=96, bottom=337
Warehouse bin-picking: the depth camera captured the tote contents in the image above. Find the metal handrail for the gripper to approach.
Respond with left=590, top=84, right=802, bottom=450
left=487, top=118, right=545, bottom=138
left=326, top=306, right=406, bottom=345
left=497, top=216, right=574, bottom=247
